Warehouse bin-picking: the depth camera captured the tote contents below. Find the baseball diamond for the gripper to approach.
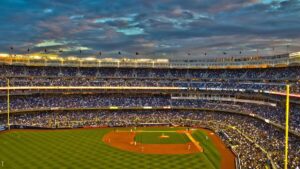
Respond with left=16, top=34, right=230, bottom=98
left=0, top=127, right=235, bottom=169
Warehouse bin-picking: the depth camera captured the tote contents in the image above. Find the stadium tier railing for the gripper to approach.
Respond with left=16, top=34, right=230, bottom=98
left=0, top=86, right=299, bottom=99
left=0, top=86, right=186, bottom=90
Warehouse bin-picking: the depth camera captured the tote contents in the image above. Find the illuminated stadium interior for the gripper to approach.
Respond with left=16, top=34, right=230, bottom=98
left=1, top=0, right=300, bottom=168
left=0, top=52, right=299, bottom=169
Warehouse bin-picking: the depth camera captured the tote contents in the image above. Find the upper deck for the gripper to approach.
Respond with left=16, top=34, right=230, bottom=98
left=0, top=52, right=299, bottom=69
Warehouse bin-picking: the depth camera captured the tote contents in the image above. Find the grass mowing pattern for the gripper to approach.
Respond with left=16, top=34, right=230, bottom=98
left=0, top=128, right=220, bottom=169
left=134, top=132, right=190, bottom=144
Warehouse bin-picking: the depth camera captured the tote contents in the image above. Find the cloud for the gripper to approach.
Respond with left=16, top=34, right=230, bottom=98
left=70, top=15, right=84, bottom=20
left=43, top=8, right=53, bottom=14
left=0, top=0, right=299, bottom=58
left=116, top=27, right=144, bottom=35
left=35, top=40, right=67, bottom=47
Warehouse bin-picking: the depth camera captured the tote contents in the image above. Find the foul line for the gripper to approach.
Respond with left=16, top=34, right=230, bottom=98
left=185, top=132, right=203, bottom=152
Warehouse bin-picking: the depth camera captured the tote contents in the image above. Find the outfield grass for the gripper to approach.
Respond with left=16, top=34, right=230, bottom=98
left=134, top=132, right=190, bottom=144
left=0, top=128, right=221, bottom=169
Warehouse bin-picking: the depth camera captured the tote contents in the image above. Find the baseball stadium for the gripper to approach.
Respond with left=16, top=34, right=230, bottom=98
left=0, top=52, right=299, bottom=169
left=1, top=0, right=300, bottom=169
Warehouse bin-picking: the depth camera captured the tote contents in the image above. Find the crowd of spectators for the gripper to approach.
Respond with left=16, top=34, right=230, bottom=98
left=1, top=110, right=299, bottom=168
left=1, top=94, right=299, bottom=132
left=0, top=65, right=299, bottom=80
left=0, top=65, right=299, bottom=93
left=0, top=64, right=299, bottom=168
left=0, top=77, right=294, bottom=92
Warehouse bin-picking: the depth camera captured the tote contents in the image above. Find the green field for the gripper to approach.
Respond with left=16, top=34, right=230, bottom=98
left=134, top=131, right=190, bottom=144
left=0, top=128, right=221, bottom=169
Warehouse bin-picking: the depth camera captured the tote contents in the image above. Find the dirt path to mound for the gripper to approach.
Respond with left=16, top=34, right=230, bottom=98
left=201, top=129, right=235, bottom=169
left=102, top=131, right=200, bottom=155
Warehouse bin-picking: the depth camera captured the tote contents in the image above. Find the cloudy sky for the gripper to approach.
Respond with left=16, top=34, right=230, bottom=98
left=0, top=0, right=300, bottom=59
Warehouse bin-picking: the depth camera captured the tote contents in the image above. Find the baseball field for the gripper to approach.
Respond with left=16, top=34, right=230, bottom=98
left=0, top=127, right=235, bottom=169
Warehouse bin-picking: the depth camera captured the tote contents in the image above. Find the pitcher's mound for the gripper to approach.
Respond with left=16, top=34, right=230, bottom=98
left=159, top=133, right=170, bottom=139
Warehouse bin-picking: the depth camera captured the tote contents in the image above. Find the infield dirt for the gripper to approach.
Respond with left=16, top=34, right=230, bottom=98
left=102, top=130, right=200, bottom=154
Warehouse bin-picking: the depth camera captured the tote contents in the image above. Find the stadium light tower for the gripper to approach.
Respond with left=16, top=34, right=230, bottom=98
left=9, top=46, right=14, bottom=56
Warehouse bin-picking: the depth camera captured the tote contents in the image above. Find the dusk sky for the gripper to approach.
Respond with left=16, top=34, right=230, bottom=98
left=0, top=0, right=300, bottom=59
